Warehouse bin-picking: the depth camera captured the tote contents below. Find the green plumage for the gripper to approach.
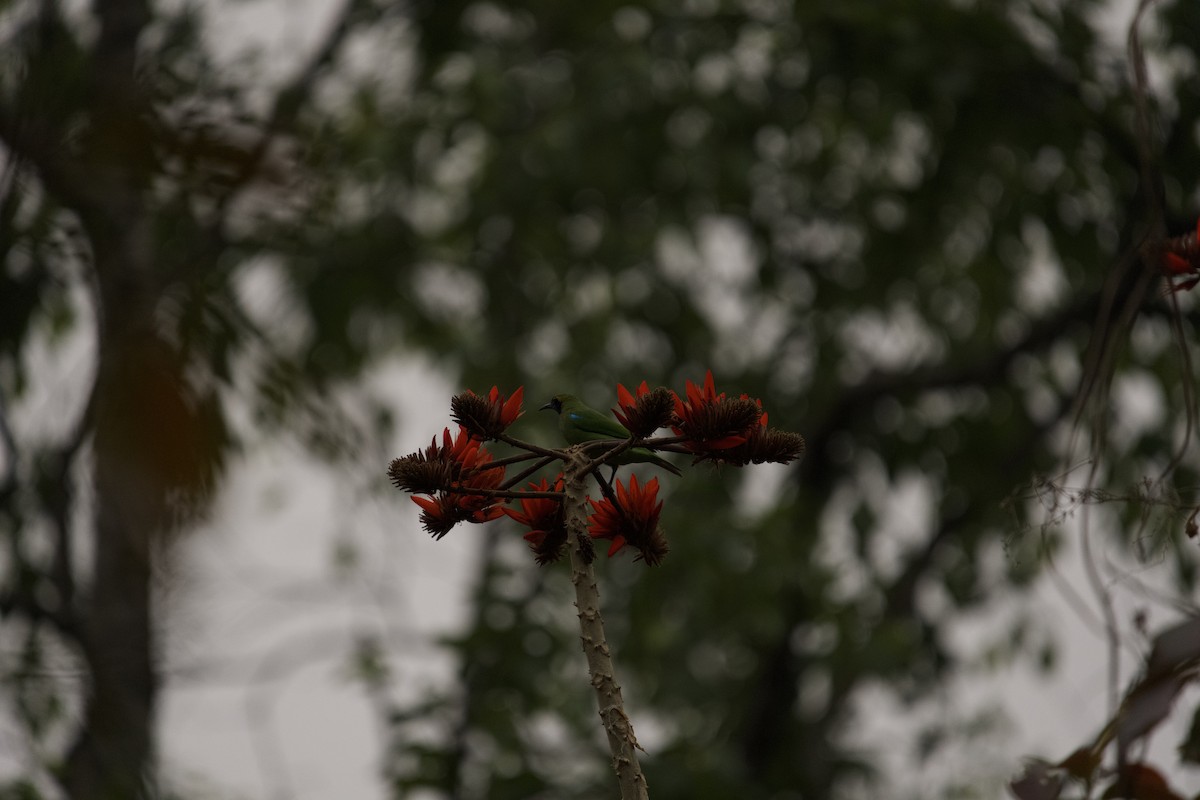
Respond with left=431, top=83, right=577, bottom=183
left=541, top=394, right=681, bottom=476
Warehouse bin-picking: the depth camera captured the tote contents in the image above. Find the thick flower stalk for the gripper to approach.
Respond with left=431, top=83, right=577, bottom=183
left=562, top=449, right=649, bottom=800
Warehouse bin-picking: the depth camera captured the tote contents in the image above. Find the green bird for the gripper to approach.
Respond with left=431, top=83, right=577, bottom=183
left=541, top=394, right=682, bottom=477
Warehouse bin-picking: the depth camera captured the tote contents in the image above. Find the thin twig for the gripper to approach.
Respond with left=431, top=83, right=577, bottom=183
left=437, top=485, right=563, bottom=501
left=475, top=450, right=547, bottom=470
left=500, top=455, right=558, bottom=490
left=497, top=433, right=563, bottom=460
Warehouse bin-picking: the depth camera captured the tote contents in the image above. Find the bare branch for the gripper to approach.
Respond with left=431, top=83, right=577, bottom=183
left=212, top=0, right=384, bottom=217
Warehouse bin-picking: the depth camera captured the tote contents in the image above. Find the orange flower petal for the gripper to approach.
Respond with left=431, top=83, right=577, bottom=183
left=412, top=495, right=440, bottom=514
left=502, top=386, right=524, bottom=423
left=617, top=383, right=636, bottom=408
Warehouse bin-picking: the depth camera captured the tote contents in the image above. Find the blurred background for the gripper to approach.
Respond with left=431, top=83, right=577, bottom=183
left=2, top=0, right=1199, bottom=798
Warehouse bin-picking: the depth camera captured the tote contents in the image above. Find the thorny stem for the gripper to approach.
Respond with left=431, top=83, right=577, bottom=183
left=428, top=431, right=663, bottom=796
left=562, top=448, right=650, bottom=800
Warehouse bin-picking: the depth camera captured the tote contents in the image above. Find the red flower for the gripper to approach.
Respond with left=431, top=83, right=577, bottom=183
left=443, top=425, right=486, bottom=465
left=670, top=370, right=763, bottom=453
left=411, top=494, right=468, bottom=539
left=741, top=393, right=767, bottom=427
left=587, top=475, right=668, bottom=565
left=1162, top=217, right=1200, bottom=294
left=451, top=385, right=525, bottom=439
left=388, top=426, right=489, bottom=495
left=613, top=381, right=650, bottom=430
left=489, top=385, right=524, bottom=426
left=719, top=420, right=807, bottom=466
left=612, top=381, right=675, bottom=438
left=503, top=475, right=567, bottom=564
left=409, top=431, right=507, bottom=538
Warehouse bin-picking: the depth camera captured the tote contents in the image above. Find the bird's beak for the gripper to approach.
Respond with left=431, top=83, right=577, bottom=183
left=539, top=401, right=555, bottom=411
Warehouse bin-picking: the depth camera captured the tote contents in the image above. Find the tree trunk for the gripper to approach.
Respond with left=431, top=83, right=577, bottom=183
left=62, top=214, right=163, bottom=799
left=61, top=0, right=162, bottom=783
left=62, top=446, right=157, bottom=799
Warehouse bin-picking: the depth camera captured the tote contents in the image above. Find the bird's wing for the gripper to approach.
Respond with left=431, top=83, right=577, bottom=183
left=563, top=404, right=631, bottom=441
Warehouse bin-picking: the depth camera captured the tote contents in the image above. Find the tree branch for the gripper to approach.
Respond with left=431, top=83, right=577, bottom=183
left=742, top=292, right=1100, bottom=785
left=212, top=0, right=382, bottom=218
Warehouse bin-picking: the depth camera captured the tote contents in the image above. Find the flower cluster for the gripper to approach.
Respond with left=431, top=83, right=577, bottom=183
left=612, top=381, right=676, bottom=438
left=388, top=372, right=805, bottom=566
left=1162, top=217, right=1200, bottom=294
left=670, top=370, right=762, bottom=453
left=668, top=370, right=805, bottom=465
left=452, top=386, right=524, bottom=440
left=388, top=426, right=507, bottom=539
left=387, top=425, right=480, bottom=495
left=389, top=386, right=525, bottom=539
left=712, top=397, right=807, bottom=466
left=503, top=475, right=568, bottom=564
left=588, top=475, right=668, bottom=566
